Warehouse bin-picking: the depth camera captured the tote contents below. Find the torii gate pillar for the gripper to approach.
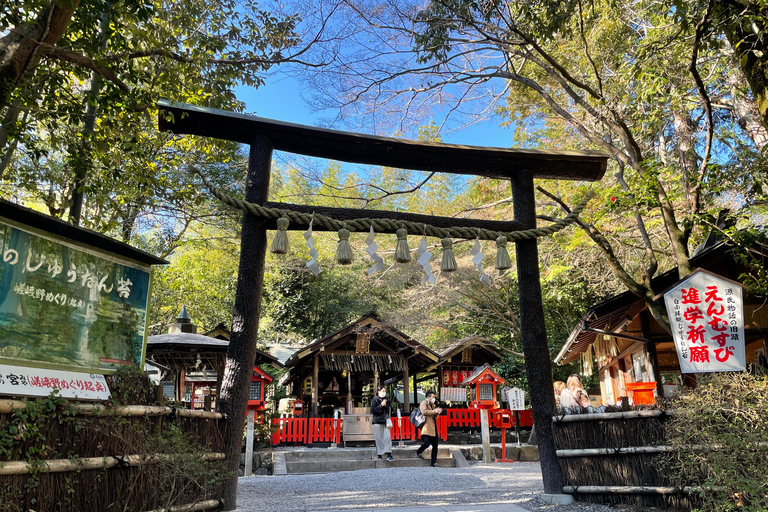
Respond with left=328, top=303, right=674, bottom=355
left=216, top=136, right=273, bottom=510
left=511, top=171, right=563, bottom=494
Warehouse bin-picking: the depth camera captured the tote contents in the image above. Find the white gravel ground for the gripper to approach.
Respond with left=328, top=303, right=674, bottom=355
left=236, top=462, right=616, bottom=512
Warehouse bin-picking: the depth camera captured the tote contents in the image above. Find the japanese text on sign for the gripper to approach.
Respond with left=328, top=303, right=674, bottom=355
left=663, top=270, right=746, bottom=373
left=0, top=364, right=111, bottom=400
left=0, top=220, right=151, bottom=373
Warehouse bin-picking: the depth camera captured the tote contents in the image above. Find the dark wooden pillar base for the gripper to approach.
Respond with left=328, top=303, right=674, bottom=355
left=217, top=137, right=273, bottom=511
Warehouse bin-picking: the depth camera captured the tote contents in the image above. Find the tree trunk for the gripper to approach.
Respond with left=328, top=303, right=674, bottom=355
left=0, top=1, right=81, bottom=110
left=217, top=137, right=273, bottom=511
left=510, top=171, right=564, bottom=495
left=725, top=44, right=768, bottom=151
left=717, top=0, right=768, bottom=132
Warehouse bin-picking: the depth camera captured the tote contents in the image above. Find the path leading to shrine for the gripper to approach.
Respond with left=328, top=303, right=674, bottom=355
left=236, top=461, right=613, bottom=512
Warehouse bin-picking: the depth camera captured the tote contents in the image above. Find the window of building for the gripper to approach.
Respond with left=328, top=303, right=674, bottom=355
left=250, top=380, right=262, bottom=401
left=161, top=382, right=174, bottom=399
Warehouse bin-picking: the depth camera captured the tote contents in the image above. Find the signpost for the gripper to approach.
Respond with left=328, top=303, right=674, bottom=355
left=506, top=387, right=525, bottom=447
left=663, top=269, right=746, bottom=373
left=0, top=217, right=153, bottom=373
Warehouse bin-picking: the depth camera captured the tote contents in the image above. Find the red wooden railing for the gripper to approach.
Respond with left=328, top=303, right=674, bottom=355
left=446, top=408, right=481, bottom=427
left=390, top=417, right=416, bottom=441
left=271, top=418, right=307, bottom=444
left=270, top=409, right=534, bottom=445
left=307, top=418, right=337, bottom=444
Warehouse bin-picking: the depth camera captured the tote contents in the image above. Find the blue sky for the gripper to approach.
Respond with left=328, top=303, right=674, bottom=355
left=235, top=76, right=514, bottom=149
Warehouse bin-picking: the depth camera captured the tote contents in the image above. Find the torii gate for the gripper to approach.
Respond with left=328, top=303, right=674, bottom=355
left=157, top=99, right=607, bottom=510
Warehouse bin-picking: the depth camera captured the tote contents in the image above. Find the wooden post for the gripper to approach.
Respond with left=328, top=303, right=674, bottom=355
left=480, top=408, right=492, bottom=463
left=346, top=367, right=353, bottom=412
left=511, top=171, right=564, bottom=494
left=403, top=361, right=410, bottom=414
left=245, top=409, right=255, bottom=476
left=312, top=354, right=319, bottom=417
left=413, top=374, right=418, bottom=407
left=215, top=136, right=273, bottom=511
left=640, top=311, right=665, bottom=398
left=204, top=395, right=212, bottom=412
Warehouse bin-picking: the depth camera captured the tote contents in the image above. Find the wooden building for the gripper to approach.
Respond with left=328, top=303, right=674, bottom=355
left=146, top=307, right=281, bottom=408
left=555, top=240, right=768, bottom=404
left=279, top=311, right=440, bottom=416
left=428, top=335, right=509, bottom=403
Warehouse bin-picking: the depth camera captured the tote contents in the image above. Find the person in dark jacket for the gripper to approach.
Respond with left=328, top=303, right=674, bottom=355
left=371, top=385, right=393, bottom=461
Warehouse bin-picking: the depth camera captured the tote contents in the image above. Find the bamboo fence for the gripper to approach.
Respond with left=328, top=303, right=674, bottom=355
left=551, top=409, right=695, bottom=509
left=0, top=399, right=226, bottom=512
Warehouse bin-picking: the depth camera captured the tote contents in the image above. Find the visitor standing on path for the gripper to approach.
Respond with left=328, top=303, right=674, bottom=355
left=415, top=391, right=443, bottom=466
left=371, top=386, right=393, bottom=461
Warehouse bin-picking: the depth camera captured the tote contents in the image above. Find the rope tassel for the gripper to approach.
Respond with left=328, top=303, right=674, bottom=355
left=270, top=217, right=290, bottom=254
left=495, top=235, right=512, bottom=270
left=335, top=227, right=353, bottom=265
left=440, top=237, right=457, bottom=272
left=395, top=227, right=411, bottom=263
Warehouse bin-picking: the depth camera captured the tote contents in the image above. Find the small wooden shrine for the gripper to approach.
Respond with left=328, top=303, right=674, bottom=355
left=429, top=335, right=508, bottom=403
left=463, top=364, right=504, bottom=409
left=280, top=311, right=439, bottom=416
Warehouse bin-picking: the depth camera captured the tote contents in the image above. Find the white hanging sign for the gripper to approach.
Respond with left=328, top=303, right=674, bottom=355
left=0, top=364, right=111, bottom=400
left=440, top=387, right=466, bottom=402
left=364, top=226, right=385, bottom=276
left=663, top=269, right=746, bottom=373
left=303, top=219, right=321, bottom=276
left=506, top=387, right=525, bottom=410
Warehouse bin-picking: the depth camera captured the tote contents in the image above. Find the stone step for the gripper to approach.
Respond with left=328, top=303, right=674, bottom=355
left=281, top=447, right=452, bottom=463
left=275, top=447, right=463, bottom=474
left=285, top=454, right=456, bottom=474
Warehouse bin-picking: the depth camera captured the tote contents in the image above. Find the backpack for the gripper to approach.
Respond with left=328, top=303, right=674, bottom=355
left=409, top=406, right=426, bottom=429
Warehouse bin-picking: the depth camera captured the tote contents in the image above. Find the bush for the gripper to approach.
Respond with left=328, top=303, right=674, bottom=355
left=665, top=372, right=768, bottom=511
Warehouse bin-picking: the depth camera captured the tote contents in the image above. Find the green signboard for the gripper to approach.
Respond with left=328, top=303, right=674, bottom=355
left=0, top=219, right=152, bottom=373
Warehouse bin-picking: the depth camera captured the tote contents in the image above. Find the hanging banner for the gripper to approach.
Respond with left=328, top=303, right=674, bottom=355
left=663, top=269, right=746, bottom=373
left=0, top=220, right=151, bottom=373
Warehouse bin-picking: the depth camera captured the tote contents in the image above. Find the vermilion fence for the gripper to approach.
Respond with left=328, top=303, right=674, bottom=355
left=446, top=408, right=480, bottom=428
left=271, top=418, right=307, bottom=444
left=270, top=409, right=533, bottom=445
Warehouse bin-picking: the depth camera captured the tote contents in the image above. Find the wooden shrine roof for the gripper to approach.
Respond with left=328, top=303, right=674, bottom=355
left=434, top=335, right=506, bottom=366
left=555, top=241, right=735, bottom=365
left=158, top=100, right=608, bottom=182
left=282, top=312, right=439, bottom=375
left=463, top=363, right=504, bottom=386
left=147, top=331, right=282, bottom=370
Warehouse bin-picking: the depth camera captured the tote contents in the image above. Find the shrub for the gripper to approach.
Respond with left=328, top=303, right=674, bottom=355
left=665, top=372, right=768, bottom=511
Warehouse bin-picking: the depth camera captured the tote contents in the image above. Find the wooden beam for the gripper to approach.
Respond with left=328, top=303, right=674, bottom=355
left=312, top=354, right=319, bottom=417
left=158, top=100, right=608, bottom=182
left=403, top=363, right=410, bottom=414
left=256, top=201, right=522, bottom=234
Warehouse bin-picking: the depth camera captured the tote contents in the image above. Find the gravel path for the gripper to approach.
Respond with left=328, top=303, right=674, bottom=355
left=236, top=462, right=616, bottom=512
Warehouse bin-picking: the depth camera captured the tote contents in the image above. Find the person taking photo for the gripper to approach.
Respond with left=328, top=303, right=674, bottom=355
left=371, top=386, right=393, bottom=461
left=415, top=391, right=442, bottom=466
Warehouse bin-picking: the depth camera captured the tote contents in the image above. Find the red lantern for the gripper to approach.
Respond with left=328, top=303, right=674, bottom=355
left=452, top=370, right=459, bottom=386
left=443, top=370, right=450, bottom=386
left=460, top=370, right=468, bottom=384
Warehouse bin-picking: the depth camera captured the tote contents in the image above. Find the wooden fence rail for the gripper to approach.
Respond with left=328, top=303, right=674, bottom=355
left=269, top=409, right=534, bottom=445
